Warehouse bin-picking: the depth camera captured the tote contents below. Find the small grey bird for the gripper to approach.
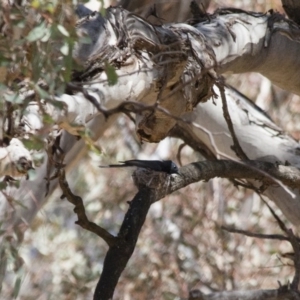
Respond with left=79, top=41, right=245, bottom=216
left=99, top=159, right=179, bottom=174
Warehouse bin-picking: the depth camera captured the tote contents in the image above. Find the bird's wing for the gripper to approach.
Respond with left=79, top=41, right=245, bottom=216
left=121, top=160, right=164, bottom=171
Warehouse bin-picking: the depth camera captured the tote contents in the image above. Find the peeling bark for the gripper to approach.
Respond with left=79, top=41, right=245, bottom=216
left=0, top=139, right=33, bottom=177
left=177, top=86, right=300, bottom=225
left=2, top=2, right=300, bottom=299
left=197, top=9, right=300, bottom=94
left=8, top=4, right=300, bottom=228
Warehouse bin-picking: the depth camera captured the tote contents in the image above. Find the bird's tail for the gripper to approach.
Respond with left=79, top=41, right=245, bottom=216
left=99, top=164, right=128, bottom=168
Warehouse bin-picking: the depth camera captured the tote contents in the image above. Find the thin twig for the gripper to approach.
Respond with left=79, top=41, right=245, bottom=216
left=221, top=226, right=295, bottom=241
left=58, top=169, right=116, bottom=247
left=67, top=84, right=294, bottom=195
left=216, top=77, right=248, bottom=160
left=176, top=143, right=187, bottom=167
left=262, top=198, right=300, bottom=290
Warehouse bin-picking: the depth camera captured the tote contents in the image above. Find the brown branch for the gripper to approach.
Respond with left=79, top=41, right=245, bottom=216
left=221, top=226, right=294, bottom=242
left=176, top=143, right=187, bottom=167
left=158, top=160, right=300, bottom=201
left=288, top=228, right=300, bottom=290
left=94, top=186, right=156, bottom=300
left=216, top=78, right=249, bottom=160
left=66, top=82, right=161, bottom=120
left=60, top=158, right=300, bottom=299
left=262, top=199, right=300, bottom=290
left=58, top=169, right=116, bottom=247
left=222, top=195, right=300, bottom=293
left=170, top=124, right=217, bottom=160
left=58, top=167, right=158, bottom=299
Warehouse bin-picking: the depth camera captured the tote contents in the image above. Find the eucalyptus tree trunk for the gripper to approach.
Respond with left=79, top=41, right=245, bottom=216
left=6, top=2, right=300, bottom=232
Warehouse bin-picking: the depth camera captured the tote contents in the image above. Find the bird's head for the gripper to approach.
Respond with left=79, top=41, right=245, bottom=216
left=169, top=161, right=179, bottom=174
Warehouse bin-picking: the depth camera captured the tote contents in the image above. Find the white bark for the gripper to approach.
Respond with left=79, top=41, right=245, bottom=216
left=0, top=139, right=33, bottom=178
left=6, top=5, right=300, bottom=228
left=20, top=5, right=216, bottom=141
left=21, top=8, right=300, bottom=137
left=180, top=87, right=300, bottom=225
left=197, top=10, right=300, bottom=94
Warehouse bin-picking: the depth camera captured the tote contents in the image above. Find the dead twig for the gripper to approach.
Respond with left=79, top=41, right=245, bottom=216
left=221, top=225, right=298, bottom=242
left=216, top=77, right=248, bottom=160
left=58, top=169, right=116, bottom=247
left=262, top=198, right=300, bottom=290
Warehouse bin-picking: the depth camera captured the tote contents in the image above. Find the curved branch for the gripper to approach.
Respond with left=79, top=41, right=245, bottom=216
left=153, top=160, right=300, bottom=199
left=197, top=9, right=300, bottom=95
left=58, top=169, right=116, bottom=247
left=94, top=187, right=155, bottom=300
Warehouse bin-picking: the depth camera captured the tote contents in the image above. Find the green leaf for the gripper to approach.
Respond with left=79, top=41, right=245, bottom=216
left=42, top=113, right=54, bottom=124
left=99, top=0, right=106, bottom=16
left=13, top=277, right=22, bottom=299
left=57, top=24, right=70, bottom=37
left=79, top=36, right=92, bottom=44
left=46, top=2, right=55, bottom=14
left=0, top=83, right=7, bottom=90
left=60, top=42, right=69, bottom=56
left=0, top=249, right=7, bottom=293
left=35, top=85, right=49, bottom=99
left=17, top=21, right=26, bottom=29
left=47, top=98, right=64, bottom=109
left=26, top=23, right=49, bottom=42
left=22, top=138, right=44, bottom=151
left=11, top=199, right=28, bottom=209
left=0, top=182, right=6, bottom=191
left=4, top=92, right=23, bottom=104
left=104, top=62, right=118, bottom=86
left=40, top=27, right=51, bottom=42
left=31, top=0, right=40, bottom=9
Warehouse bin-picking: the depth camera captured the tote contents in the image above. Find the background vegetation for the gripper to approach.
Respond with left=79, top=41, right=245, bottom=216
left=0, top=0, right=298, bottom=299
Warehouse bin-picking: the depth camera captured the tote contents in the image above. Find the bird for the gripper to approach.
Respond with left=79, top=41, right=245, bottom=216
left=99, top=159, right=179, bottom=174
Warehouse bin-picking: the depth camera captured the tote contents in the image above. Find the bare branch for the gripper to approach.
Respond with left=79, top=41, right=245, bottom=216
left=223, top=196, right=300, bottom=292
left=156, top=160, right=300, bottom=200
left=94, top=186, right=155, bottom=300
left=221, top=226, right=294, bottom=242
left=58, top=169, right=116, bottom=247
left=216, top=79, right=248, bottom=160
left=262, top=199, right=300, bottom=290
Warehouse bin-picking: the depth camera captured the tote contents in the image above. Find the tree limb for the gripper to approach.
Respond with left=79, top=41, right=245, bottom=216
left=93, top=187, right=155, bottom=300
left=58, top=169, right=116, bottom=247
left=155, top=160, right=300, bottom=200
left=221, top=226, right=296, bottom=242
left=217, top=79, right=248, bottom=160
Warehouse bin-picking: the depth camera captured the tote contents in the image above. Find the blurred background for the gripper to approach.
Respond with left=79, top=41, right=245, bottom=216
left=1, top=0, right=298, bottom=299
